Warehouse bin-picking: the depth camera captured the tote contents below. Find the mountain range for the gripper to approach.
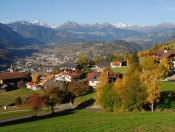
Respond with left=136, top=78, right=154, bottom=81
left=1, top=20, right=175, bottom=48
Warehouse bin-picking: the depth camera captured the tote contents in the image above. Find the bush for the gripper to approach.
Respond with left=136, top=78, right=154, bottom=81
left=15, top=97, right=22, bottom=106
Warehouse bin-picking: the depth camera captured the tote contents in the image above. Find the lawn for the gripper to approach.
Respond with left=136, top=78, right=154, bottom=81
left=1, top=110, right=175, bottom=131
left=111, top=66, right=128, bottom=74
left=160, top=81, right=175, bottom=92
left=73, top=91, right=96, bottom=107
left=0, top=88, right=34, bottom=109
left=0, top=110, right=32, bottom=121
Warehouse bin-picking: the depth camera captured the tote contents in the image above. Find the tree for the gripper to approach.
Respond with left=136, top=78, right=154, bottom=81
left=42, top=86, right=64, bottom=114
left=95, top=72, right=109, bottom=103
left=151, top=43, right=159, bottom=50
left=142, top=57, right=159, bottom=70
left=29, top=92, right=44, bottom=116
left=15, top=97, right=22, bottom=106
left=65, top=81, right=89, bottom=106
left=100, top=84, right=114, bottom=111
left=159, top=57, right=171, bottom=77
left=140, top=69, right=161, bottom=112
left=113, top=78, right=126, bottom=112
left=124, top=70, right=147, bottom=111
left=31, top=73, right=39, bottom=83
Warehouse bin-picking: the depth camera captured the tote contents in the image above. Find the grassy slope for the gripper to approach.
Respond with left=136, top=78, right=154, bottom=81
left=0, top=111, right=32, bottom=120
left=111, top=66, right=128, bottom=74
left=0, top=88, right=34, bottom=108
left=160, top=81, right=175, bottom=92
left=1, top=110, right=175, bottom=131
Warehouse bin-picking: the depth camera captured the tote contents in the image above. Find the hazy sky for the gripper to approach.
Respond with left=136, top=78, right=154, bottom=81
left=1, top=0, right=175, bottom=25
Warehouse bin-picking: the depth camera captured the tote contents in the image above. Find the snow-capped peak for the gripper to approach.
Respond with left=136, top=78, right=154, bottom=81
left=50, top=24, right=60, bottom=28
left=32, top=20, right=50, bottom=28
left=113, top=22, right=133, bottom=28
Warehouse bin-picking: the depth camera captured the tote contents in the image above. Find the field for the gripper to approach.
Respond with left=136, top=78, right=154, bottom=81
left=1, top=110, right=175, bottom=131
left=111, top=66, right=128, bottom=74
left=160, top=81, right=175, bottom=92
left=0, top=88, right=34, bottom=109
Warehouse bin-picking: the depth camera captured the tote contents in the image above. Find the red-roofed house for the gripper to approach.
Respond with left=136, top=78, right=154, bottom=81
left=111, top=60, right=126, bottom=68
left=86, top=72, right=100, bottom=88
left=55, top=72, right=80, bottom=82
left=26, top=82, right=42, bottom=90
left=151, top=50, right=175, bottom=67
left=39, top=74, right=54, bottom=85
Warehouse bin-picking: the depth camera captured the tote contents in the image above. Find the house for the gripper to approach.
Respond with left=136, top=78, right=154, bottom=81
left=55, top=72, right=80, bottom=82
left=0, top=84, right=16, bottom=92
left=0, top=72, right=25, bottom=85
left=26, top=82, right=42, bottom=90
left=39, top=74, right=54, bottom=85
left=151, top=50, right=175, bottom=67
left=95, top=62, right=111, bottom=72
left=111, top=60, right=126, bottom=68
left=86, top=72, right=100, bottom=88
left=108, top=72, right=117, bottom=83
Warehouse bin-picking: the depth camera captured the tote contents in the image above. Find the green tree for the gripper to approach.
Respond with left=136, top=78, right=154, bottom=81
left=100, top=84, right=114, bottom=112
left=15, top=97, right=22, bottom=106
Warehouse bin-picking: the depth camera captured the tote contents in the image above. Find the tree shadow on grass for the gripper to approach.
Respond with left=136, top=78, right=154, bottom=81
left=156, top=91, right=175, bottom=111
left=0, top=109, right=75, bottom=127
left=75, top=98, right=95, bottom=110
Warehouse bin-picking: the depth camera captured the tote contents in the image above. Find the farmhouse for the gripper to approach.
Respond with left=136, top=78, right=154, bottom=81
left=86, top=72, right=100, bottom=88
left=111, top=60, right=126, bottom=68
left=26, top=82, right=42, bottom=90
left=0, top=72, right=25, bottom=85
left=55, top=72, right=80, bottom=82
left=151, top=50, right=175, bottom=67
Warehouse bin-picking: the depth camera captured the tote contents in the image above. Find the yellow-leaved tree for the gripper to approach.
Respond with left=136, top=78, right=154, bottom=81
left=95, top=72, right=108, bottom=103
left=31, top=73, right=39, bottom=83
left=159, top=57, right=171, bottom=77
left=140, top=69, right=161, bottom=112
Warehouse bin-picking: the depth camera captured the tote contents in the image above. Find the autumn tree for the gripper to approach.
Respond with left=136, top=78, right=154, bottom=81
left=124, top=67, right=147, bottom=111
left=113, top=78, right=126, bottom=112
left=29, top=92, right=44, bottom=116
left=95, top=72, right=109, bottom=103
left=31, top=73, right=39, bottom=83
left=41, top=86, right=64, bottom=114
left=159, top=57, right=171, bottom=77
left=140, top=69, right=161, bottom=112
left=142, top=57, right=159, bottom=70
left=65, top=81, right=89, bottom=106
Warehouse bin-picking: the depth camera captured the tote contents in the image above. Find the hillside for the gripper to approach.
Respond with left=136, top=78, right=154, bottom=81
left=0, top=23, right=41, bottom=47
left=1, top=110, right=175, bottom=131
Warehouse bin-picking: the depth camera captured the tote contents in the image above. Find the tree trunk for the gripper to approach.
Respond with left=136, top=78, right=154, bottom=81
left=151, top=103, right=154, bottom=112
left=51, top=104, right=54, bottom=114
left=70, top=97, right=73, bottom=108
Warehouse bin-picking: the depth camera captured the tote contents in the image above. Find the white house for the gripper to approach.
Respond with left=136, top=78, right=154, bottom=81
left=26, top=82, right=42, bottom=91
left=111, top=60, right=126, bottom=68
left=55, top=72, right=80, bottom=82
left=89, top=78, right=98, bottom=88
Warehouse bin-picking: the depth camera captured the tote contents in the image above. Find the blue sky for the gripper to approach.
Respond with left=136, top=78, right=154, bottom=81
left=1, top=0, right=175, bottom=25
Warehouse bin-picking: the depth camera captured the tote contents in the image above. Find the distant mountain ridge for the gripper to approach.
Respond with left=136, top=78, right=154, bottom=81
left=5, top=20, right=175, bottom=45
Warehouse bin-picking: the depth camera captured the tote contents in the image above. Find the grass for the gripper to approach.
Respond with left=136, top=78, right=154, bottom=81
left=156, top=81, right=175, bottom=110
left=111, top=66, right=128, bottom=74
left=160, top=81, right=175, bottom=92
left=73, top=91, right=96, bottom=107
left=0, top=110, right=32, bottom=120
left=1, top=110, right=175, bottom=131
left=0, top=88, right=34, bottom=108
